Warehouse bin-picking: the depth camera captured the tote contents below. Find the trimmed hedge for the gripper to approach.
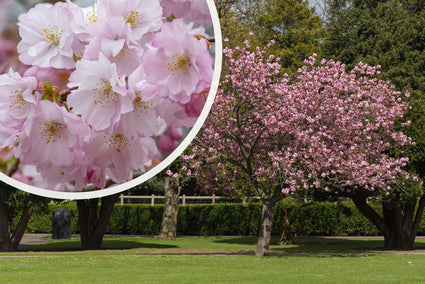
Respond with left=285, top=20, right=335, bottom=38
left=27, top=199, right=388, bottom=236
left=282, top=201, right=380, bottom=236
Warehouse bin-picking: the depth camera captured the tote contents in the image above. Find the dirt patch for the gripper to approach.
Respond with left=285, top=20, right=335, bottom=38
left=19, top=234, right=52, bottom=246
left=137, top=249, right=254, bottom=255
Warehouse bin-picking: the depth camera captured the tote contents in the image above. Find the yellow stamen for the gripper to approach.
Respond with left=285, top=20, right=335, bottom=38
left=9, top=89, right=27, bottom=113
left=123, top=10, right=142, bottom=29
left=106, top=134, right=129, bottom=153
left=41, top=25, right=63, bottom=47
left=92, top=79, right=118, bottom=107
left=168, top=52, right=192, bottom=75
left=40, top=120, right=65, bottom=144
left=133, top=93, right=151, bottom=116
left=110, top=46, right=126, bottom=61
left=85, top=5, right=98, bottom=23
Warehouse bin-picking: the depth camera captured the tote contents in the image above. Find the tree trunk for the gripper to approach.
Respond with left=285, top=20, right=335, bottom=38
left=77, top=193, right=120, bottom=250
left=382, top=202, right=416, bottom=250
left=351, top=195, right=425, bottom=250
left=256, top=201, right=275, bottom=257
left=279, top=208, right=292, bottom=245
left=10, top=207, right=31, bottom=251
left=0, top=202, right=11, bottom=252
left=0, top=201, right=31, bottom=252
left=159, top=177, right=180, bottom=239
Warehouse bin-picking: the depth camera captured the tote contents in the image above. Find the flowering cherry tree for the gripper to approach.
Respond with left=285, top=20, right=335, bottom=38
left=268, top=55, right=423, bottom=250
left=185, top=39, right=414, bottom=256
left=0, top=0, right=215, bottom=195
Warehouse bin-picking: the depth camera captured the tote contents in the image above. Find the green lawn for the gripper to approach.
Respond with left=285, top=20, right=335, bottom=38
left=1, top=236, right=425, bottom=283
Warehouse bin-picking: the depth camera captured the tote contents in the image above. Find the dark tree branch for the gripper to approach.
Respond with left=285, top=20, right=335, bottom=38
left=412, top=195, right=425, bottom=238
left=59, top=86, right=78, bottom=102
left=10, top=207, right=30, bottom=251
left=351, top=194, right=385, bottom=234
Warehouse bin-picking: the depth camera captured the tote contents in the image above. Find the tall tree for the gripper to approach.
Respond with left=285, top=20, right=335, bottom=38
left=215, top=0, right=325, bottom=71
left=184, top=41, right=284, bottom=256
left=185, top=39, right=414, bottom=255
left=77, top=193, right=120, bottom=250
left=323, top=0, right=425, bottom=249
left=256, top=0, right=326, bottom=70
left=159, top=176, right=181, bottom=239
left=214, top=0, right=255, bottom=48
left=159, top=156, right=201, bottom=239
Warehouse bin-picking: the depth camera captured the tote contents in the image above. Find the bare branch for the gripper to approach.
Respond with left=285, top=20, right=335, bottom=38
left=60, top=86, right=78, bottom=102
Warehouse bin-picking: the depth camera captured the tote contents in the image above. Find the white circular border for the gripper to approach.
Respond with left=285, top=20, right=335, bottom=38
left=0, top=0, right=223, bottom=200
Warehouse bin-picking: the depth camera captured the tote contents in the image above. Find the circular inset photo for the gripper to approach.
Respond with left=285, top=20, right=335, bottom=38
left=0, top=0, right=222, bottom=199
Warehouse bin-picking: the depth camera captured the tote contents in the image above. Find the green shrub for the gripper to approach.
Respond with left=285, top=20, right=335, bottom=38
left=26, top=200, right=389, bottom=237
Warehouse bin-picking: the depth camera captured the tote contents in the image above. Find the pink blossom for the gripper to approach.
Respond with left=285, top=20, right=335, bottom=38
left=81, top=3, right=101, bottom=25
left=14, top=100, right=91, bottom=188
left=24, top=66, right=72, bottom=91
left=83, top=17, right=142, bottom=76
left=184, top=0, right=212, bottom=25
left=36, top=159, right=89, bottom=191
left=11, top=171, right=33, bottom=185
left=67, top=53, right=133, bottom=131
left=155, top=98, right=197, bottom=128
left=16, top=100, right=89, bottom=166
left=160, top=0, right=191, bottom=19
left=158, top=127, right=183, bottom=152
left=184, top=85, right=209, bottom=117
left=85, top=128, right=159, bottom=183
left=0, top=69, right=39, bottom=129
left=143, top=19, right=213, bottom=104
left=98, top=0, right=163, bottom=41
left=120, top=66, right=167, bottom=138
left=17, top=164, right=75, bottom=191
left=161, top=0, right=211, bottom=25
left=17, top=2, right=84, bottom=69
left=85, top=167, right=107, bottom=189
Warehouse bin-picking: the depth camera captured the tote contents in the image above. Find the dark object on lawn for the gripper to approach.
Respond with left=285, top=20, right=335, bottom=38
left=52, top=208, right=72, bottom=239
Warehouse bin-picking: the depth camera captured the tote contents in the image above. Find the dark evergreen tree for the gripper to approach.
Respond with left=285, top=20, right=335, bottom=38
left=323, top=0, right=425, bottom=250
left=215, top=0, right=326, bottom=71
left=257, top=0, right=326, bottom=70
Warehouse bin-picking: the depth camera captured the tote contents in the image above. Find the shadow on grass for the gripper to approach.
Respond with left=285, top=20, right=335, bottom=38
left=270, top=237, right=425, bottom=257
left=17, top=236, right=425, bottom=256
left=269, top=237, right=384, bottom=257
left=19, top=238, right=178, bottom=252
left=214, top=236, right=425, bottom=257
left=213, top=237, right=258, bottom=246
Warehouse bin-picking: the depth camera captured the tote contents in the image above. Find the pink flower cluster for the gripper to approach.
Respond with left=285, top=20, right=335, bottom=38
left=0, top=0, right=214, bottom=191
left=266, top=55, right=412, bottom=194
left=184, top=39, right=412, bottom=197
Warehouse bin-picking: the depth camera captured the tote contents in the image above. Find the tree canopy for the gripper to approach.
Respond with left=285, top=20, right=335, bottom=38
left=323, top=0, right=425, bottom=175
left=215, top=0, right=326, bottom=71
left=256, top=0, right=326, bottom=70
